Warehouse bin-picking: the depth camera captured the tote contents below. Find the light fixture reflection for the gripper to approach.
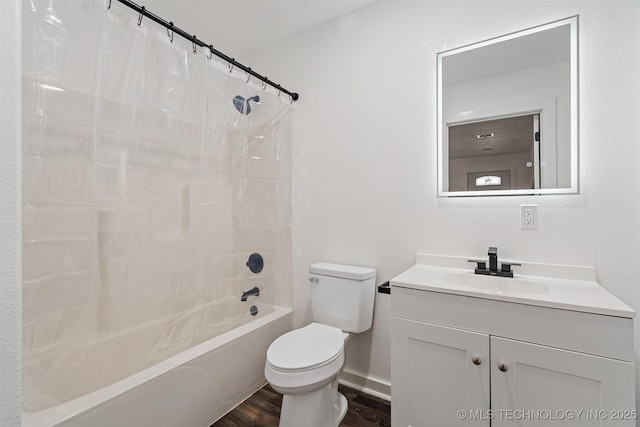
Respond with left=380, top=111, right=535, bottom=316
left=39, top=83, right=65, bottom=92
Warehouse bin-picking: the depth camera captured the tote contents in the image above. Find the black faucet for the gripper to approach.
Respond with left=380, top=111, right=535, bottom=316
left=488, top=246, right=498, bottom=273
left=241, top=286, right=260, bottom=301
left=468, top=247, right=520, bottom=278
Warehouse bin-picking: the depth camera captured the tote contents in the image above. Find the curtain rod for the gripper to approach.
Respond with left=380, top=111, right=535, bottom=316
left=108, top=0, right=300, bottom=102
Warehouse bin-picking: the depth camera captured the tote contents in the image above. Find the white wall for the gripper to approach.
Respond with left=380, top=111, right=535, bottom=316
left=250, top=0, right=640, bottom=404
left=0, top=0, right=22, bottom=425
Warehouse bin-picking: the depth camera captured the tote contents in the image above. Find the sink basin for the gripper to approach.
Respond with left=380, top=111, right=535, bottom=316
left=389, top=254, right=636, bottom=318
left=443, top=273, right=548, bottom=295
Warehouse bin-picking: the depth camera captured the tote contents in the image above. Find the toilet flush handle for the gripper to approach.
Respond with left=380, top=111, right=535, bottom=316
left=308, top=277, right=319, bottom=284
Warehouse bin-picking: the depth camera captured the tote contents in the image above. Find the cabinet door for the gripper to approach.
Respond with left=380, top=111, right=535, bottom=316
left=491, top=337, right=636, bottom=426
left=391, top=317, right=490, bottom=427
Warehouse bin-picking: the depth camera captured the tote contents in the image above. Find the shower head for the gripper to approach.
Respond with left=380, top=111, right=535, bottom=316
left=233, top=95, right=260, bottom=115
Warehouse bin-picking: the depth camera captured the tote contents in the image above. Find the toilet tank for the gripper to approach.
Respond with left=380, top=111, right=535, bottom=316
left=309, top=262, right=377, bottom=333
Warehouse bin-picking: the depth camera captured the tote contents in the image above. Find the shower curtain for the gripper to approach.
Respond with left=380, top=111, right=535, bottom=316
left=22, top=0, right=293, bottom=411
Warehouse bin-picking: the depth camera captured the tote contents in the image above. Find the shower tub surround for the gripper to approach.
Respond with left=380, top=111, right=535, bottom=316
left=22, top=0, right=293, bottom=419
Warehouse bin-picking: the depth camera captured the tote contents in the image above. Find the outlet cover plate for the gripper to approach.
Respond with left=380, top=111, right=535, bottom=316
left=521, top=204, right=538, bottom=230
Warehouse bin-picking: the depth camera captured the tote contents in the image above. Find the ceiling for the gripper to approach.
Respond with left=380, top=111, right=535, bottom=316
left=136, top=0, right=377, bottom=56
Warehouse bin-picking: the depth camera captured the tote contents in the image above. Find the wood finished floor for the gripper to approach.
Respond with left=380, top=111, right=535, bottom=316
left=211, top=384, right=391, bottom=427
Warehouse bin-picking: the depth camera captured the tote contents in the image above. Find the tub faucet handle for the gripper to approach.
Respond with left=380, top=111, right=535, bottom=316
left=245, top=253, right=264, bottom=274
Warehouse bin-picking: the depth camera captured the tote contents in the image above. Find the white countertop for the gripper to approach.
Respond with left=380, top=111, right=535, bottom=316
left=390, top=254, right=635, bottom=318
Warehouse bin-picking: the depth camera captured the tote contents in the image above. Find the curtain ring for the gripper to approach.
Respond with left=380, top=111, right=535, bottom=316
left=192, top=35, right=197, bottom=53
left=276, top=85, right=281, bottom=97
left=246, top=68, right=252, bottom=83
left=261, top=80, right=267, bottom=91
left=229, top=60, right=235, bottom=73
left=289, top=95, right=294, bottom=104
left=167, top=22, right=174, bottom=44
left=207, top=45, right=214, bottom=60
left=137, top=6, right=145, bottom=26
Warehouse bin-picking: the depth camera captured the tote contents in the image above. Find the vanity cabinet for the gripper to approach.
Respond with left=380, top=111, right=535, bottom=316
left=391, top=318, right=490, bottom=426
left=391, top=286, right=636, bottom=427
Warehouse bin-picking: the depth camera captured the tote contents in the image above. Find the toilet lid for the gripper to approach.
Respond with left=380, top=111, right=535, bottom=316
left=267, top=323, right=344, bottom=371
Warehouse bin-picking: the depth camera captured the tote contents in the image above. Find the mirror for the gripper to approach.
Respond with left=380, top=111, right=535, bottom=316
left=437, top=16, right=578, bottom=197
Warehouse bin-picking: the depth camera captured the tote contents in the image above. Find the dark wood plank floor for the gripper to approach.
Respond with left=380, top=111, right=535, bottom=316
left=211, top=383, right=391, bottom=427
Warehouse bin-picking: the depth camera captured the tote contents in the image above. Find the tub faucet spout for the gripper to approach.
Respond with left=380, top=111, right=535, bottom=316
left=241, top=286, right=260, bottom=301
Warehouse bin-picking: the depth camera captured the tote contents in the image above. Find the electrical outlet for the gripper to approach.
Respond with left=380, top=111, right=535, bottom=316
left=521, top=204, right=538, bottom=230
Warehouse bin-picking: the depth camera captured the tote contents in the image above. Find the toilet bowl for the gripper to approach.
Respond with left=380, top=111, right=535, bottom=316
left=265, top=323, right=350, bottom=426
left=265, top=263, right=376, bottom=427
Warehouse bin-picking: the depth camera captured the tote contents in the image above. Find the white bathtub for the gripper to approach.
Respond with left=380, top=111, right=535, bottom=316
left=22, top=307, right=292, bottom=427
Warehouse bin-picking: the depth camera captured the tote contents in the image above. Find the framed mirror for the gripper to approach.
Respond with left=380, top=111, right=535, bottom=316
left=437, top=16, right=578, bottom=197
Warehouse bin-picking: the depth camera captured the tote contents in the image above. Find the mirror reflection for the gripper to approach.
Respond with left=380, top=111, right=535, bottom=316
left=437, top=16, right=578, bottom=196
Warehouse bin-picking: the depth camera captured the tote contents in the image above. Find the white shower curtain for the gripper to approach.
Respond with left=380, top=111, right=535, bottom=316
left=22, top=0, right=293, bottom=411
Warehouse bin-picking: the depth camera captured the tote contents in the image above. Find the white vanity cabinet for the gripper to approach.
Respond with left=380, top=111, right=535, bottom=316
left=391, top=317, right=491, bottom=426
left=490, top=337, right=634, bottom=427
left=390, top=256, right=636, bottom=427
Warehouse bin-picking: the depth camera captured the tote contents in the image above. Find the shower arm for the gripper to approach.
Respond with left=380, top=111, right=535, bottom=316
left=109, top=0, right=299, bottom=102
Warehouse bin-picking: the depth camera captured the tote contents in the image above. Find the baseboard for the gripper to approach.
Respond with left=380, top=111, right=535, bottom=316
left=339, top=369, right=391, bottom=402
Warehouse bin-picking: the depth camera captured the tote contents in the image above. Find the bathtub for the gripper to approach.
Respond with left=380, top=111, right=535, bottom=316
left=23, top=306, right=292, bottom=427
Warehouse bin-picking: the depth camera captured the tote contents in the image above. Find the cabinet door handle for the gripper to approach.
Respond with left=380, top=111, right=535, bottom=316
left=498, top=362, right=508, bottom=372
left=472, top=356, right=482, bottom=366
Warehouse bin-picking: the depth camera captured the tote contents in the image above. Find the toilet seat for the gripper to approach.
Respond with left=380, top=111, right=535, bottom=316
left=267, top=323, right=344, bottom=371
left=265, top=323, right=345, bottom=391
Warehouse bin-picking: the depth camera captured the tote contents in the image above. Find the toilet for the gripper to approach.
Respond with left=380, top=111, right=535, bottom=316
left=265, top=262, right=376, bottom=427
